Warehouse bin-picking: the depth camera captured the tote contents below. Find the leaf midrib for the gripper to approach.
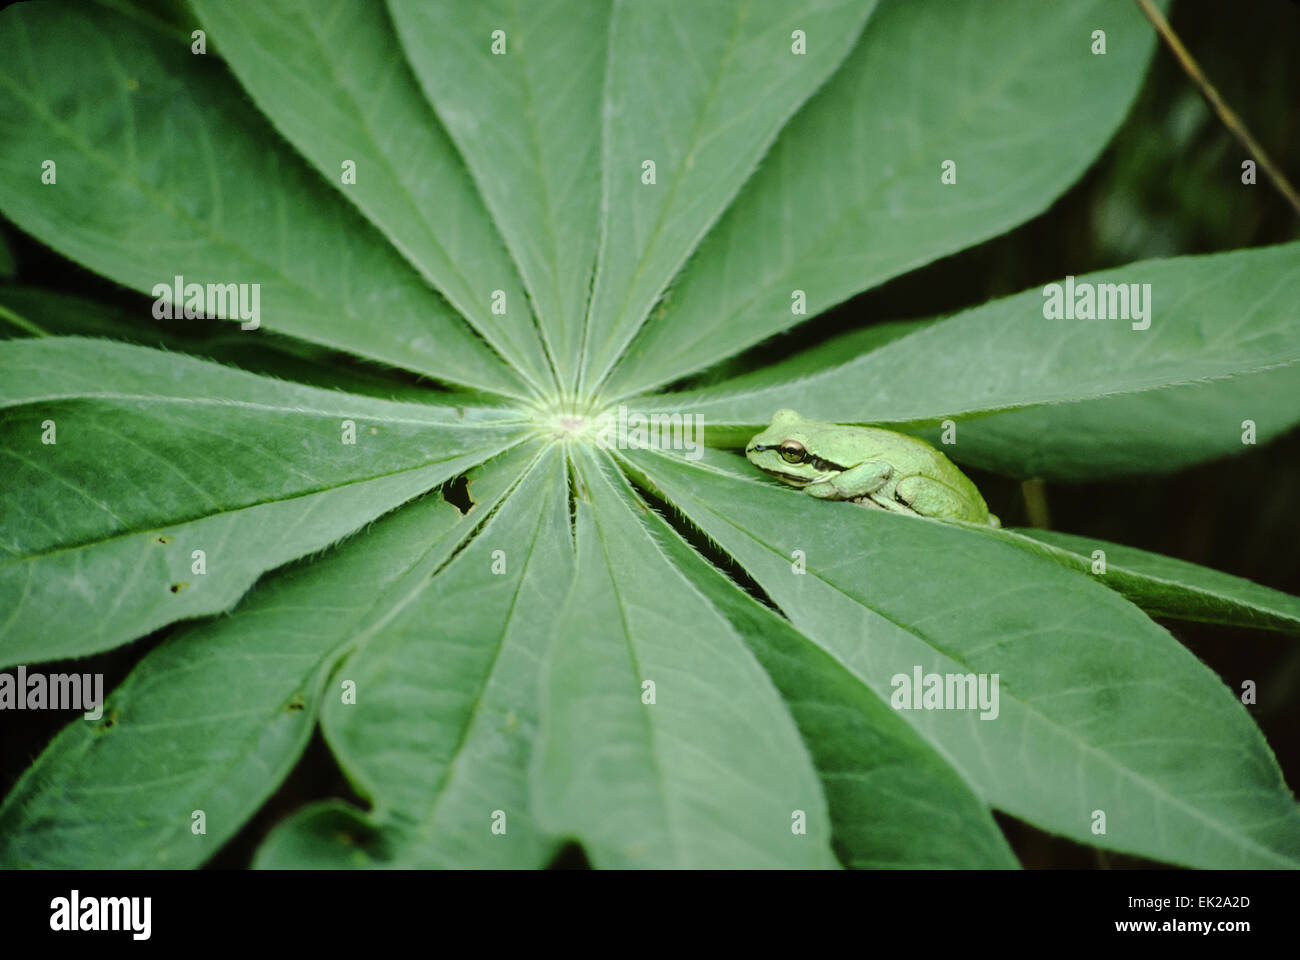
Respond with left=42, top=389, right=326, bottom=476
left=636, top=355, right=1300, bottom=425
left=580, top=452, right=686, bottom=866
left=411, top=467, right=555, bottom=851
left=582, top=0, right=749, bottom=397
left=0, top=441, right=518, bottom=568
left=0, top=388, right=531, bottom=428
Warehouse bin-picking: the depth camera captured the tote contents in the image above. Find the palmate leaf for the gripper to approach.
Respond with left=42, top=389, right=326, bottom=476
left=2, top=0, right=1299, bottom=873
left=0, top=338, right=526, bottom=663
left=627, top=449, right=1300, bottom=868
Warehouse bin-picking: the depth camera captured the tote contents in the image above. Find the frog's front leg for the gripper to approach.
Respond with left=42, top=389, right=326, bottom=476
left=805, top=460, right=893, bottom=500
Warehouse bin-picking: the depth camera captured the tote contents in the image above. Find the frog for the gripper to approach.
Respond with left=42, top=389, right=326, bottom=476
left=745, top=409, right=999, bottom=526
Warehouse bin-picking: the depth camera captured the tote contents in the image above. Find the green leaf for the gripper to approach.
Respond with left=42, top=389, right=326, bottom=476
left=261, top=447, right=572, bottom=868
left=192, top=0, right=555, bottom=396
left=912, top=363, right=1300, bottom=480
left=640, top=244, right=1300, bottom=430
left=706, top=320, right=930, bottom=393
left=532, top=447, right=836, bottom=868
left=606, top=0, right=1163, bottom=397
left=581, top=0, right=876, bottom=395
left=253, top=801, right=392, bottom=869
left=629, top=448, right=1300, bottom=868
left=0, top=0, right=525, bottom=397
left=0, top=338, right=526, bottom=663
left=0, top=285, right=452, bottom=400
left=999, top=527, right=1300, bottom=634
left=0, top=443, right=537, bottom=868
left=643, top=497, right=1018, bottom=868
left=388, top=0, right=611, bottom=394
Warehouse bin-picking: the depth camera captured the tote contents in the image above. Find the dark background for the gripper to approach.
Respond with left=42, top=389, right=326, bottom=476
left=1, top=0, right=1298, bottom=869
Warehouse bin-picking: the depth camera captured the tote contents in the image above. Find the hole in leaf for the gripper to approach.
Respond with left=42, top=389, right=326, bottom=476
left=441, top=475, right=474, bottom=515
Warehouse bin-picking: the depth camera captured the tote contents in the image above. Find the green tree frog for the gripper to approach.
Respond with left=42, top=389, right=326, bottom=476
left=745, top=410, right=999, bottom=526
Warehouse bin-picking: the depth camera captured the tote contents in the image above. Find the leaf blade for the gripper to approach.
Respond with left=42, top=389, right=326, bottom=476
left=640, top=243, right=1300, bottom=428
left=0, top=338, right=527, bottom=662
left=1002, top=527, right=1300, bottom=634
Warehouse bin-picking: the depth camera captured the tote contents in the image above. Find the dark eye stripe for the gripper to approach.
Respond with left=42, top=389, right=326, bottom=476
left=750, top=444, right=847, bottom=473
left=809, top=456, right=847, bottom=472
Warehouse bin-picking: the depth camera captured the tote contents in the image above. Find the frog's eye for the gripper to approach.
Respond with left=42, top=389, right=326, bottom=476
left=778, top=440, right=806, bottom=464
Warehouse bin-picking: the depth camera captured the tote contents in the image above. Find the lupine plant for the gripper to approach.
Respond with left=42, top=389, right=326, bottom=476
left=0, top=0, right=1298, bottom=869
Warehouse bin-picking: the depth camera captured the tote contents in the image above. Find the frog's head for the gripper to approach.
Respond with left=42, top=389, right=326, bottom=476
left=745, top=409, right=838, bottom=487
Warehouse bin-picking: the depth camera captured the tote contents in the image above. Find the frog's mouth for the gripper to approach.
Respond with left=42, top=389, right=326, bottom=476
left=753, top=464, right=812, bottom=486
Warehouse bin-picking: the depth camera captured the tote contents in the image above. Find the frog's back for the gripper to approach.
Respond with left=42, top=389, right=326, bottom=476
left=850, top=426, right=990, bottom=521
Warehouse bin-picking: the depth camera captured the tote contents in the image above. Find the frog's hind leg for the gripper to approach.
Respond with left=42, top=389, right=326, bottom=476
left=894, top=474, right=968, bottom=521
left=863, top=493, right=918, bottom=515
